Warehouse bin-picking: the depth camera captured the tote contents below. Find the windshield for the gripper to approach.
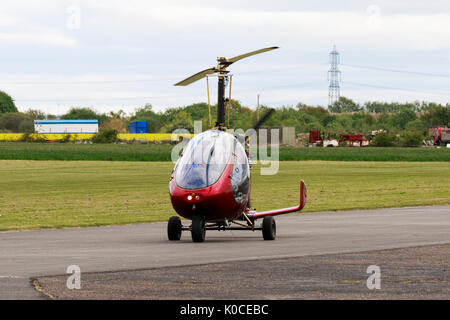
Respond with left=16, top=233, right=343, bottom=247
left=175, top=130, right=233, bottom=189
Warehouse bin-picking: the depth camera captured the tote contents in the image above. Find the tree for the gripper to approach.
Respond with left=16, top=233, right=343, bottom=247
left=365, top=101, right=387, bottom=113
left=227, top=100, right=256, bottom=130
left=0, top=112, right=33, bottom=133
left=108, top=109, right=127, bottom=119
left=19, top=120, right=35, bottom=132
left=0, top=91, right=18, bottom=114
left=325, top=115, right=353, bottom=133
left=420, top=105, right=450, bottom=126
left=131, top=104, right=163, bottom=132
left=328, top=97, right=361, bottom=113
left=102, top=118, right=126, bottom=133
left=298, top=104, right=329, bottom=117
left=183, top=102, right=211, bottom=122
left=405, top=119, right=427, bottom=135
left=91, top=129, right=118, bottom=143
left=375, top=113, right=394, bottom=132
left=399, top=131, right=424, bottom=147
left=61, top=107, right=108, bottom=124
left=392, top=109, right=417, bottom=130
left=162, top=111, right=194, bottom=133
left=371, top=132, right=396, bottom=147
left=25, top=109, right=46, bottom=120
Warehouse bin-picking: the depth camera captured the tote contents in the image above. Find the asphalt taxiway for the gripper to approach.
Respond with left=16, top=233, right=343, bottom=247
left=0, top=205, right=449, bottom=299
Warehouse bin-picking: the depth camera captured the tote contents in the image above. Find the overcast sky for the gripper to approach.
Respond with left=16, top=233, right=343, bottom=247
left=1, top=0, right=450, bottom=115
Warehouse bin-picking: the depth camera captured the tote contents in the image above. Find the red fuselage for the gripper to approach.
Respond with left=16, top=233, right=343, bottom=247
left=170, top=164, right=248, bottom=221
left=169, top=130, right=250, bottom=222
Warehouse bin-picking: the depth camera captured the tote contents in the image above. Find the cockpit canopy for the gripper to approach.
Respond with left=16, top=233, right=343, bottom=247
left=175, top=130, right=235, bottom=190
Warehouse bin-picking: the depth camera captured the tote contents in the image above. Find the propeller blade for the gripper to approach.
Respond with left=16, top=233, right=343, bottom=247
left=235, top=108, right=275, bottom=145
left=227, top=47, right=279, bottom=65
left=251, top=108, right=275, bottom=131
left=237, top=108, right=275, bottom=142
left=174, top=67, right=218, bottom=86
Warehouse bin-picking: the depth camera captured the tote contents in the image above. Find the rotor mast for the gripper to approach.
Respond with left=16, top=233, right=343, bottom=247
left=217, top=76, right=226, bottom=128
left=216, top=56, right=229, bottom=129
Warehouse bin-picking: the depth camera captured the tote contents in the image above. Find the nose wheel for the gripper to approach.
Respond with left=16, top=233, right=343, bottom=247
left=191, top=215, right=206, bottom=242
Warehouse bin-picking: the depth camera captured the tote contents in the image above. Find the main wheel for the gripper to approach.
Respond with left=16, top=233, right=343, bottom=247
left=262, top=216, right=276, bottom=240
left=167, top=216, right=182, bottom=241
left=191, top=215, right=206, bottom=243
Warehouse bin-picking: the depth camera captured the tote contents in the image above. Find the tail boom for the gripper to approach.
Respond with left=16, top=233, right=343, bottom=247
left=246, top=180, right=307, bottom=220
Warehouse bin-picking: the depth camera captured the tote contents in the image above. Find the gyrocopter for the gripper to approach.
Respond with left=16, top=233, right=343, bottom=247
left=168, top=47, right=306, bottom=242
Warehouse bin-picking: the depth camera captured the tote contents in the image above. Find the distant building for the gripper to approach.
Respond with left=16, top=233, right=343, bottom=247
left=129, top=121, right=148, bottom=133
left=34, top=120, right=99, bottom=134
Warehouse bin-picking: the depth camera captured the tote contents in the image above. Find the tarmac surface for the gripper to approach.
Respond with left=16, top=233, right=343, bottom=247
left=0, top=205, right=449, bottom=299
left=36, top=244, right=450, bottom=299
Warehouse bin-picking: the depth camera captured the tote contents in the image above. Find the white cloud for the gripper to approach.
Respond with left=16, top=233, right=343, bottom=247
left=2, top=1, right=450, bottom=111
left=0, top=32, right=76, bottom=47
left=0, top=1, right=77, bottom=47
left=80, top=2, right=450, bottom=51
left=0, top=14, right=20, bottom=27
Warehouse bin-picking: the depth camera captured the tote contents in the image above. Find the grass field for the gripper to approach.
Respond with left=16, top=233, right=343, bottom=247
left=0, top=142, right=173, bottom=161
left=1, top=142, right=450, bottom=161
left=0, top=160, right=449, bottom=231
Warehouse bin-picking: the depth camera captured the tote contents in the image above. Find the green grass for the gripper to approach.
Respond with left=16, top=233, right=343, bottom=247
left=0, top=142, right=449, bottom=161
left=0, top=160, right=449, bottom=231
left=280, top=146, right=450, bottom=161
left=0, top=142, right=174, bottom=161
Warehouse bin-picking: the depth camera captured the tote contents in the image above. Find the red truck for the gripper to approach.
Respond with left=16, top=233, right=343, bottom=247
left=429, top=126, right=450, bottom=146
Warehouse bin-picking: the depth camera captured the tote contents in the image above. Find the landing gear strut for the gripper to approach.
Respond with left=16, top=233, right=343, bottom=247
left=167, top=214, right=281, bottom=242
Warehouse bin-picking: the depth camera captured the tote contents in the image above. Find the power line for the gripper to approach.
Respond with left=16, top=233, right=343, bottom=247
left=2, top=61, right=449, bottom=86
left=0, top=76, right=181, bottom=85
left=0, top=65, right=315, bottom=86
left=14, top=81, right=325, bottom=103
left=20, top=79, right=446, bottom=104
left=15, top=93, right=200, bottom=102
left=345, top=81, right=450, bottom=97
left=15, top=80, right=450, bottom=103
left=341, top=63, right=450, bottom=79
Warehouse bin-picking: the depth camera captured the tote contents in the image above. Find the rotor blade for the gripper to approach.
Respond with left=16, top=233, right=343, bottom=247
left=227, top=47, right=279, bottom=65
left=174, top=67, right=218, bottom=86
